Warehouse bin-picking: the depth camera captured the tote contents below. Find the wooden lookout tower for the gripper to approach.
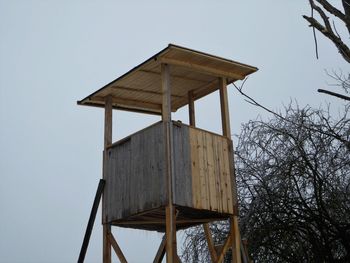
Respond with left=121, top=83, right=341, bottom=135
left=77, top=44, right=258, bottom=263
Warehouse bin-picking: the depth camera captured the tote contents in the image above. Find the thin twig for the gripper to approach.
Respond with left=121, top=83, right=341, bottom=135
left=231, top=79, right=350, bottom=148
left=310, top=0, right=319, bottom=59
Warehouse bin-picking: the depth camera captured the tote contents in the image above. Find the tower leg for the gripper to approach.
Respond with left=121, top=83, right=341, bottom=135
left=103, top=96, right=113, bottom=263
left=165, top=205, right=177, bottom=263
left=231, top=216, right=241, bottom=263
left=103, top=224, right=111, bottom=263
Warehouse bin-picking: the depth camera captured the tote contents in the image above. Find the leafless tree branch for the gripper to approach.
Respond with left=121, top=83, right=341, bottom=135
left=303, top=0, right=350, bottom=63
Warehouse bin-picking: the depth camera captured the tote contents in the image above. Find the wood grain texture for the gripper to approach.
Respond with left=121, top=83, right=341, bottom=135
left=105, top=121, right=234, bottom=224
left=106, top=122, right=166, bottom=222
left=173, top=123, right=192, bottom=207
left=188, top=91, right=196, bottom=126
left=103, top=96, right=112, bottom=263
left=219, top=77, right=231, bottom=138
left=203, top=223, right=218, bottom=262
left=189, top=126, right=233, bottom=214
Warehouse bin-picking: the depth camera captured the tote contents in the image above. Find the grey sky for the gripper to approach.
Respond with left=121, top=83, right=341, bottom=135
left=0, top=1, right=348, bottom=262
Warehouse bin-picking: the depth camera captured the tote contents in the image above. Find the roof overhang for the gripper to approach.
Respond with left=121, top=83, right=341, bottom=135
left=77, top=44, right=258, bottom=115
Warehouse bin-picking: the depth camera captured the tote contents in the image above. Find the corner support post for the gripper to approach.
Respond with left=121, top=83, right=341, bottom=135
left=103, top=96, right=113, bottom=263
left=161, top=63, right=178, bottom=262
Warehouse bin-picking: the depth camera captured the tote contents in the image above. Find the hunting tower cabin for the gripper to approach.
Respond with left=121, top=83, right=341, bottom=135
left=78, top=44, right=258, bottom=263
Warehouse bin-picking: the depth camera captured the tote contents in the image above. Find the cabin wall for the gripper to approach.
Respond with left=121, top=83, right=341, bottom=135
left=104, top=122, right=167, bottom=223
left=189, top=127, right=234, bottom=214
left=104, top=121, right=235, bottom=224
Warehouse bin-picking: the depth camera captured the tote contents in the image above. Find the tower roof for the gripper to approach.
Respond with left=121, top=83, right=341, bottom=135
left=77, top=44, right=258, bottom=114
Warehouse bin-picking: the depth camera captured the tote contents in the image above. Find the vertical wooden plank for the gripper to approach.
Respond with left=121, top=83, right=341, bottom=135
left=190, top=128, right=201, bottom=209
left=219, top=77, right=231, bottom=138
left=217, top=137, right=228, bottom=214
left=173, top=124, right=192, bottom=207
left=103, top=96, right=112, bottom=263
left=205, top=132, right=217, bottom=211
left=157, top=123, right=167, bottom=206
left=212, top=135, right=222, bottom=213
left=223, top=140, right=233, bottom=214
left=188, top=91, right=196, bottom=126
left=197, top=130, right=207, bottom=210
left=161, top=63, right=177, bottom=263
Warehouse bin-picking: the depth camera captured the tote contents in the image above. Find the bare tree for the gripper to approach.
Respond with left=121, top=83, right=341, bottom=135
left=237, top=104, right=350, bottom=262
left=182, top=104, right=350, bottom=262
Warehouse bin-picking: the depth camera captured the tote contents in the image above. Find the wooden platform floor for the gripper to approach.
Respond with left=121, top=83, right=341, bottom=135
left=110, top=205, right=231, bottom=232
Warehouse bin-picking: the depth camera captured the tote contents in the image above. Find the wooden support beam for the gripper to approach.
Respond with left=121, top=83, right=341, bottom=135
left=203, top=223, right=218, bottom=262
left=114, top=218, right=223, bottom=225
left=215, top=232, right=232, bottom=263
left=103, top=96, right=112, bottom=263
left=219, top=79, right=242, bottom=263
left=240, top=239, right=249, bottom=263
left=165, top=206, right=177, bottom=262
left=139, top=68, right=208, bottom=84
left=77, top=179, right=105, bottom=263
left=175, top=254, right=182, bottom=263
left=171, top=79, right=218, bottom=110
left=108, top=232, right=128, bottom=263
left=153, top=235, right=166, bottom=263
left=160, top=57, right=245, bottom=80
left=161, top=63, right=178, bottom=263
left=110, top=85, right=184, bottom=99
left=92, top=95, right=162, bottom=113
left=188, top=91, right=196, bottom=126
left=161, top=63, right=172, bottom=122
left=104, top=96, right=113, bottom=148
left=231, top=216, right=242, bottom=263
left=219, top=78, right=231, bottom=138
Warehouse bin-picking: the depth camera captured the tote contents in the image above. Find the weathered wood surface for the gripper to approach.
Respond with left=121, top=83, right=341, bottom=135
left=106, top=122, right=166, bottom=222
left=105, top=121, right=234, bottom=223
left=173, top=123, right=192, bottom=207
left=103, top=96, right=112, bottom=263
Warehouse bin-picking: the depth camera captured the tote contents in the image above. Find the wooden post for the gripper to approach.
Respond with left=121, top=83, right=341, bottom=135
left=103, top=96, right=112, bottom=263
left=219, top=78, right=231, bottom=138
left=188, top=91, right=196, bottom=126
left=161, top=63, right=177, bottom=263
left=219, top=78, right=241, bottom=263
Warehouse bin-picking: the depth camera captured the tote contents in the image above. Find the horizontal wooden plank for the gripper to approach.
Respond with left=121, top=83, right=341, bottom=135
left=160, top=57, right=245, bottom=80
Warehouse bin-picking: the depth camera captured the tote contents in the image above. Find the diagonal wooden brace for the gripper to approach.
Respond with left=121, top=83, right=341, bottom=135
left=215, top=232, right=232, bottom=263
left=153, top=234, right=166, bottom=263
left=203, top=223, right=218, bottom=262
left=108, top=232, right=128, bottom=263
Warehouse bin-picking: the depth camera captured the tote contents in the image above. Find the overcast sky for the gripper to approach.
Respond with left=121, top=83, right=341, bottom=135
left=0, top=1, right=348, bottom=263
